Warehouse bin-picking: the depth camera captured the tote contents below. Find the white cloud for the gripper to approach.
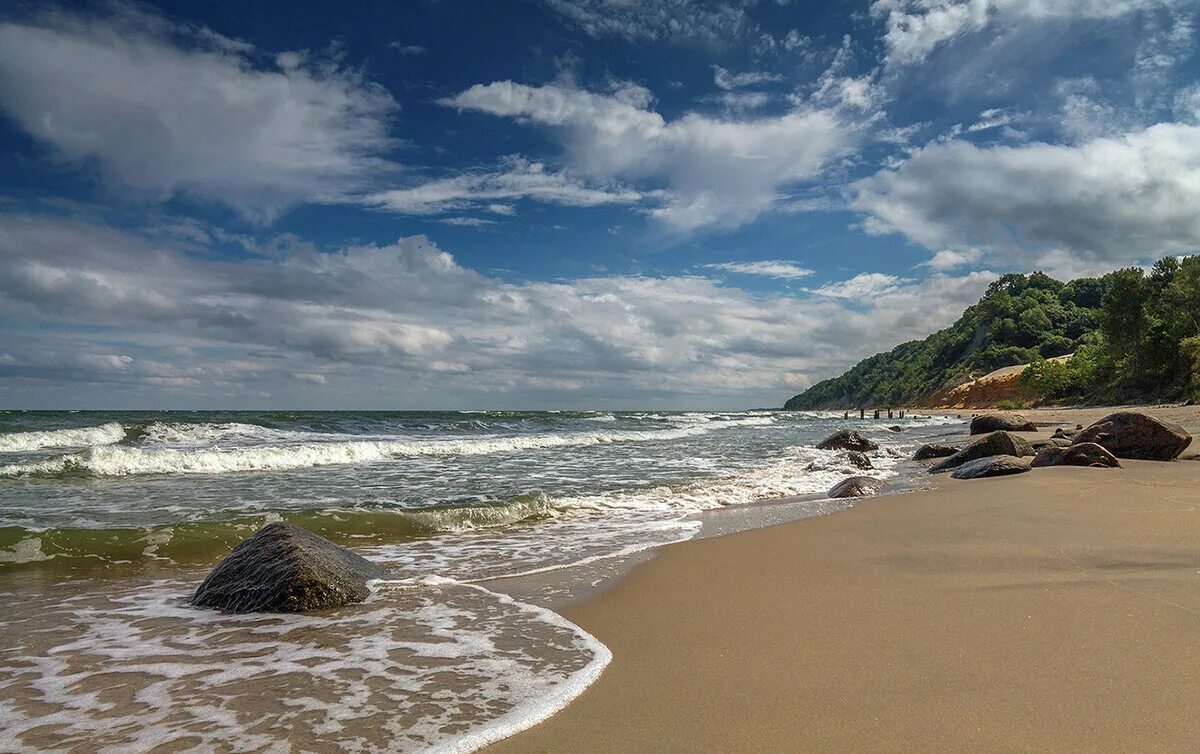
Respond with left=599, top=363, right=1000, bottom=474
left=0, top=6, right=397, bottom=223
left=921, top=248, right=984, bottom=271
left=541, top=0, right=757, bottom=47
left=367, top=157, right=644, bottom=214
left=704, top=261, right=815, bottom=279
left=870, top=0, right=1179, bottom=67
left=712, top=65, right=782, bottom=90
left=807, top=272, right=908, bottom=298
left=389, top=42, right=427, bottom=55
left=442, top=79, right=869, bottom=231
left=0, top=213, right=996, bottom=407
left=853, top=123, right=1200, bottom=265
left=439, top=217, right=500, bottom=227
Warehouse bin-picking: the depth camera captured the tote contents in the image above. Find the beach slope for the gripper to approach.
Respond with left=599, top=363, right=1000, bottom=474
left=492, top=456, right=1200, bottom=751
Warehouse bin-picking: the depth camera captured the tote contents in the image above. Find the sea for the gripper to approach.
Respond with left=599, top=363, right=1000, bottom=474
left=0, top=409, right=963, bottom=751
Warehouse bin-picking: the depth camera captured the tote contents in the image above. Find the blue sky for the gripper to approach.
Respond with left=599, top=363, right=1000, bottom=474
left=1, top=0, right=1198, bottom=409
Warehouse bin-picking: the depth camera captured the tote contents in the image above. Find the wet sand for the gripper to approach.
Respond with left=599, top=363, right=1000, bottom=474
left=491, top=407, right=1200, bottom=752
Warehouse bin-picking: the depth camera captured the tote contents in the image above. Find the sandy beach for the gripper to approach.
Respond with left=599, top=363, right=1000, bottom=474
left=492, top=407, right=1200, bottom=752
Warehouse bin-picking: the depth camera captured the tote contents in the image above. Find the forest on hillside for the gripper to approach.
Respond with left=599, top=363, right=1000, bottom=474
left=784, top=256, right=1200, bottom=410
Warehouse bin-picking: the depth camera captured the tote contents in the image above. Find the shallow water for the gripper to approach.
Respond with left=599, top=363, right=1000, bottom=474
left=0, top=409, right=961, bottom=751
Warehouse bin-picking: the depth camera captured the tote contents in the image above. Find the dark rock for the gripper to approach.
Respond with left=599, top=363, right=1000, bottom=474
left=843, top=451, right=873, bottom=470
left=913, top=443, right=959, bottom=461
left=1076, top=424, right=1083, bottom=429
left=950, top=455, right=1031, bottom=479
left=827, top=476, right=886, bottom=498
left=1182, top=398, right=1194, bottom=407
left=930, top=431, right=1035, bottom=473
left=816, top=430, right=878, bottom=452
left=1051, top=427, right=1078, bottom=440
left=192, top=522, right=386, bottom=614
left=1031, top=442, right=1121, bottom=469
left=1072, top=411, right=1192, bottom=461
left=1031, top=437, right=1073, bottom=452
left=970, top=412, right=1037, bottom=434
left=887, top=425, right=903, bottom=432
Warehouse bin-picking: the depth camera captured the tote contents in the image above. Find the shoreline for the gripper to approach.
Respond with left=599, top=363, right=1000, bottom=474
left=489, top=407, right=1200, bottom=752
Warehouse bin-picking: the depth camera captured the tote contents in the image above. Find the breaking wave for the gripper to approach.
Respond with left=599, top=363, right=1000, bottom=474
left=0, top=422, right=126, bottom=452
left=0, top=418, right=776, bottom=478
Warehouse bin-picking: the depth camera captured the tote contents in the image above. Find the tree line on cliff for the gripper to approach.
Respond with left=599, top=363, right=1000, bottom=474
left=784, top=256, right=1200, bottom=410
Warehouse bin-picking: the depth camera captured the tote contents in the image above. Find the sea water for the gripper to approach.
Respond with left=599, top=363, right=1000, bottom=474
left=0, top=409, right=962, bottom=751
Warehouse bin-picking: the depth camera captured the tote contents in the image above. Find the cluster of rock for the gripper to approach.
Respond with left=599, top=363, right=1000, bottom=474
left=912, top=410, right=1190, bottom=482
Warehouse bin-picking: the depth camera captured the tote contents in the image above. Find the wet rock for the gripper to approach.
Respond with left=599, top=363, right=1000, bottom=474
left=827, top=476, right=886, bottom=498
left=843, top=451, right=873, bottom=470
left=1031, top=437, right=1073, bottom=452
left=1031, top=442, right=1121, bottom=468
left=930, top=431, right=1035, bottom=474
left=913, top=443, right=959, bottom=461
left=950, top=455, right=1031, bottom=479
left=816, top=430, right=878, bottom=452
left=192, top=522, right=386, bottom=614
left=887, top=425, right=904, bottom=432
left=1052, top=427, right=1078, bottom=440
left=1072, top=411, right=1192, bottom=461
left=970, top=412, right=1037, bottom=434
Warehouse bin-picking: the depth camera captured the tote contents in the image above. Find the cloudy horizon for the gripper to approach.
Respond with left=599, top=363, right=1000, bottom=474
left=1, top=0, right=1197, bottom=409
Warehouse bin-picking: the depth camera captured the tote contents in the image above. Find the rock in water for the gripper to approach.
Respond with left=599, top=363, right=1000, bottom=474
left=1031, top=442, right=1121, bottom=468
left=816, top=430, right=879, bottom=452
left=950, top=455, right=1031, bottom=479
left=827, top=476, right=886, bottom=498
left=929, top=431, right=1035, bottom=473
left=843, top=451, right=873, bottom=469
left=192, top=522, right=386, bottom=613
left=913, top=443, right=959, bottom=461
left=887, top=425, right=904, bottom=432
left=1072, top=411, right=1192, bottom=461
left=969, top=412, right=1037, bottom=434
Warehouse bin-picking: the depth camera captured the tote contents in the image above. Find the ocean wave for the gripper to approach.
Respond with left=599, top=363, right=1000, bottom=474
left=0, top=494, right=556, bottom=567
left=0, top=418, right=774, bottom=478
left=0, top=422, right=126, bottom=452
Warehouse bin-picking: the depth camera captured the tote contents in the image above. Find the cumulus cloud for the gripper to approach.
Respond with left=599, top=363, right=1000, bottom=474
left=703, top=261, right=815, bottom=279
left=852, top=123, right=1200, bottom=265
left=367, top=157, right=644, bottom=214
left=0, top=213, right=996, bottom=407
left=442, top=79, right=870, bottom=231
left=0, top=5, right=397, bottom=223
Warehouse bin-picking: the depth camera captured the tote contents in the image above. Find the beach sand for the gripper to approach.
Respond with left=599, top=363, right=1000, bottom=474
left=491, top=407, right=1200, bottom=752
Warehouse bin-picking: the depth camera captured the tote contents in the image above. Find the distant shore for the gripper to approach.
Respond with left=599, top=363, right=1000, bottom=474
left=490, top=406, right=1200, bottom=751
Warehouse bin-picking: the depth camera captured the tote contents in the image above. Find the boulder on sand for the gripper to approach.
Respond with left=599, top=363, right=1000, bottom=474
left=192, top=522, right=386, bottom=614
left=816, top=430, right=878, bottom=452
left=1031, top=437, right=1072, bottom=452
left=970, top=412, right=1037, bottom=434
left=929, top=431, right=1035, bottom=474
left=913, top=443, right=959, bottom=461
left=1031, top=442, right=1121, bottom=469
left=1072, top=411, right=1192, bottom=461
left=950, top=455, right=1031, bottom=479
left=843, top=451, right=873, bottom=470
left=827, top=476, right=886, bottom=498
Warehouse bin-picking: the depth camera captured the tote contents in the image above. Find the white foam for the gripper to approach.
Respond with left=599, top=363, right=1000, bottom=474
left=0, top=422, right=125, bottom=452
left=0, top=417, right=776, bottom=477
left=0, top=578, right=610, bottom=753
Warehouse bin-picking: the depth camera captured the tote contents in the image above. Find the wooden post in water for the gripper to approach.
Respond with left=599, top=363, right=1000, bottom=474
left=873, top=409, right=880, bottom=419
left=887, top=408, right=893, bottom=419
left=859, top=408, right=865, bottom=420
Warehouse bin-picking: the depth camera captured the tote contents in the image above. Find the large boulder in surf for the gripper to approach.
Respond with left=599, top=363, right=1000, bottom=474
left=827, top=476, right=886, bottom=498
left=913, top=443, right=959, bottom=461
left=842, top=451, right=873, bottom=470
left=816, top=430, right=878, bottom=452
left=1072, top=411, right=1192, bottom=461
left=192, top=522, right=385, bottom=614
left=929, top=431, right=1034, bottom=474
left=970, top=412, right=1036, bottom=434
left=1031, top=442, right=1121, bottom=469
left=950, top=455, right=1031, bottom=479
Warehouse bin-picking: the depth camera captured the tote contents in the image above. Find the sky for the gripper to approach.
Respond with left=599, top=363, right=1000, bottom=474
left=1, top=0, right=1198, bottom=409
